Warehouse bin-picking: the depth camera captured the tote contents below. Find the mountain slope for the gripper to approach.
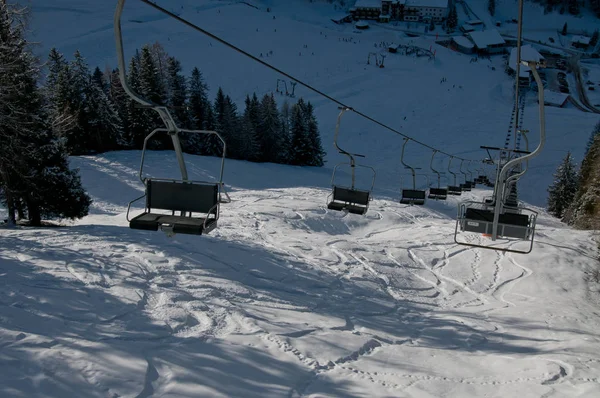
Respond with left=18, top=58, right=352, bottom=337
left=1, top=150, right=599, bottom=397
left=26, top=0, right=600, bottom=206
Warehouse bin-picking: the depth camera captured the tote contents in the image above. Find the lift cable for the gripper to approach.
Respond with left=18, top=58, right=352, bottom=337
left=138, top=0, right=479, bottom=162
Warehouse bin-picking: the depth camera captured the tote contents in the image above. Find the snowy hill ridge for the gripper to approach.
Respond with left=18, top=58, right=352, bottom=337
left=27, top=0, right=600, bottom=207
left=1, top=150, right=599, bottom=397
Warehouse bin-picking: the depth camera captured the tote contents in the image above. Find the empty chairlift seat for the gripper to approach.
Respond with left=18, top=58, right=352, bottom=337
left=128, top=179, right=220, bottom=235
left=401, top=189, right=426, bottom=205
left=448, top=185, right=462, bottom=195
left=328, top=186, right=371, bottom=215
left=461, top=207, right=532, bottom=239
left=428, top=187, right=448, bottom=200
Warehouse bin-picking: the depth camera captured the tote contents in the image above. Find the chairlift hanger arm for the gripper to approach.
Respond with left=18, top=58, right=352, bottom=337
left=332, top=107, right=366, bottom=159
left=491, top=61, right=546, bottom=240
left=115, top=0, right=189, bottom=181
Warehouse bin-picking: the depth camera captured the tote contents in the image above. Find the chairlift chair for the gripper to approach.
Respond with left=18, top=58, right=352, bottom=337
left=327, top=107, right=376, bottom=215
left=428, top=150, right=448, bottom=200
left=446, top=157, right=462, bottom=196
left=458, top=160, right=472, bottom=192
left=115, top=0, right=229, bottom=237
left=399, top=138, right=428, bottom=205
left=466, top=160, right=476, bottom=188
left=454, top=60, right=546, bottom=254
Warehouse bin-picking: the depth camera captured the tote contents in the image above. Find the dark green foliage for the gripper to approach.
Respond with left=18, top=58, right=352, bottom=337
left=447, top=5, right=458, bottom=31
left=488, top=0, right=495, bottom=16
left=0, top=2, right=91, bottom=226
left=547, top=151, right=578, bottom=219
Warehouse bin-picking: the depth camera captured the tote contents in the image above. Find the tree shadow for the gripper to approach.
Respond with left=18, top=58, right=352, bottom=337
left=2, top=217, right=585, bottom=396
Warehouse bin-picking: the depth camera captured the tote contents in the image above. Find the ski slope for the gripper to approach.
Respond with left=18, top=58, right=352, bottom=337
left=1, top=151, right=600, bottom=397
left=2, top=1, right=599, bottom=396
left=26, top=0, right=600, bottom=206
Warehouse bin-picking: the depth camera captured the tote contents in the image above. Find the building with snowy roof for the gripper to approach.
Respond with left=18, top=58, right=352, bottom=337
left=350, top=0, right=383, bottom=20
left=452, top=36, right=474, bottom=53
left=467, top=29, right=506, bottom=54
left=351, top=1, right=450, bottom=23
left=507, top=45, right=544, bottom=86
left=542, top=90, right=569, bottom=107
left=570, top=35, right=591, bottom=50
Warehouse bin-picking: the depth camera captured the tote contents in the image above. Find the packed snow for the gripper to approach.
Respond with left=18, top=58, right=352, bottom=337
left=1, top=150, right=600, bottom=397
left=2, top=0, right=600, bottom=397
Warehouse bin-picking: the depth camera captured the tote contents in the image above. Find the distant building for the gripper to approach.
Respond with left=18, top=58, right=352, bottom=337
left=350, top=0, right=449, bottom=23
left=331, top=14, right=353, bottom=24
left=467, top=29, right=506, bottom=54
left=542, top=90, right=569, bottom=107
left=452, top=36, right=474, bottom=54
left=507, top=45, right=544, bottom=86
left=403, top=0, right=450, bottom=22
left=349, top=0, right=382, bottom=20
left=570, top=35, right=591, bottom=50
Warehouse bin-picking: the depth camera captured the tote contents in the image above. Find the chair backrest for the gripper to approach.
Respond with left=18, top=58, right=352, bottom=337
left=465, top=208, right=530, bottom=227
left=429, top=187, right=447, bottom=195
left=147, top=180, right=218, bottom=214
left=402, top=189, right=426, bottom=200
left=333, top=186, right=370, bottom=206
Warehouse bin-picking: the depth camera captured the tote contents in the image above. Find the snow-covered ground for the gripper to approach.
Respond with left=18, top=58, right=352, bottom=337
left=1, top=150, right=600, bottom=397
left=2, top=1, right=600, bottom=396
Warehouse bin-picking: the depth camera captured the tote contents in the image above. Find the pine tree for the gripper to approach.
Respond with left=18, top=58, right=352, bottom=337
left=488, top=0, right=495, bottom=16
left=210, top=87, right=239, bottom=157
left=585, top=121, right=600, bottom=155
left=92, top=67, right=109, bottom=95
left=446, top=5, right=458, bottom=31
left=258, top=93, right=283, bottom=163
left=279, top=99, right=292, bottom=163
left=188, top=67, right=210, bottom=130
left=567, top=0, right=579, bottom=15
left=44, top=48, right=78, bottom=145
left=289, top=102, right=310, bottom=165
left=0, top=2, right=91, bottom=226
left=241, top=94, right=260, bottom=161
left=86, top=71, right=125, bottom=152
left=592, top=0, right=600, bottom=17
left=165, top=56, right=197, bottom=153
left=108, top=67, right=132, bottom=148
left=561, top=22, right=568, bottom=36
left=547, top=151, right=579, bottom=219
left=590, top=30, right=599, bottom=48
left=126, top=51, right=149, bottom=148
left=138, top=45, right=167, bottom=149
left=303, top=101, right=326, bottom=167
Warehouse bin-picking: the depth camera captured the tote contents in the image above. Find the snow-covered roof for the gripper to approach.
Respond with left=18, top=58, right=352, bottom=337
left=354, top=0, right=382, bottom=8
left=543, top=90, right=569, bottom=106
left=452, top=36, right=474, bottom=48
left=405, top=0, right=449, bottom=7
left=355, top=20, right=370, bottom=27
left=509, top=45, right=544, bottom=77
left=468, top=29, right=505, bottom=48
left=571, top=35, right=591, bottom=45
left=466, top=19, right=483, bottom=25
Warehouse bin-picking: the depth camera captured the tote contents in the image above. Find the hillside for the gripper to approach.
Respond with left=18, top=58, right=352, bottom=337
left=1, top=150, right=600, bottom=397
left=1, top=1, right=599, bottom=396
left=26, top=0, right=600, bottom=206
